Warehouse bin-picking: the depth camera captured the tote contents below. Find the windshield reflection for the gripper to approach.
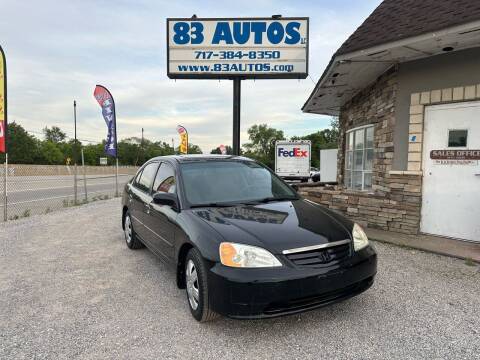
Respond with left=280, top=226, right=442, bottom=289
left=195, top=206, right=288, bottom=225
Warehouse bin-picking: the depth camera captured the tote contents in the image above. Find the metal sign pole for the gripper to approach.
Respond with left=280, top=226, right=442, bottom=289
left=81, top=148, right=87, bottom=202
left=232, top=78, right=241, bottom=155
left=115, top=158, right=119, bottom=197
left=3, top=153, right=7, bottom=221
left=73, top=100, right=78, bottom=205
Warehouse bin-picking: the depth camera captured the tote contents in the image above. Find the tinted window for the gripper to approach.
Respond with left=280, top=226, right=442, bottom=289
left=137, top=162, right=158, bottom=193
left=153, top=163, right=176, bottom=194
left=180, top=161, right=296, bottom=206
left=133, top=169, right=143, bottom=187
left=448, top=130, right=468, bottom=147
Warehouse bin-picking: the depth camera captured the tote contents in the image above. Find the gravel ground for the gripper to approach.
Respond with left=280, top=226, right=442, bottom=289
left=1, top=198, right=479, bottom=360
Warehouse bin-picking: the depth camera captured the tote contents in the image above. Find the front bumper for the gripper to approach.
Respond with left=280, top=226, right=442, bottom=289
left=207, top=246, right=377, bottom=319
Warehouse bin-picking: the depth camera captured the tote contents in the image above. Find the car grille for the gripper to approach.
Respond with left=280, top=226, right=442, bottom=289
left=285, top=242, right=351, bottom=268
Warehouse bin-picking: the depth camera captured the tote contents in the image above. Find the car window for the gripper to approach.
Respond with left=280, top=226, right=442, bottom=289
left=152, top=163, right=176, bottom=194
left=132, top=169, right=143, bottom=187
left=136, top=162, right=158, bottom=193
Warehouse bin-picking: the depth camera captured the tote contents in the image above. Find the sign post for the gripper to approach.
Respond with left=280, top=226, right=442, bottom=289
left=232, top=78, right=241, bottom=154
left=81, top=148, right=88, bottom=202
left=167, top=17, right=309, bottom=155
left=0, top=45, right=7, bottom=221
left=73, top=100, right=78, bottom=205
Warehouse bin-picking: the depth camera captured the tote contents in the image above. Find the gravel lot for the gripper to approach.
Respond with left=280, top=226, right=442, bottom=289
left=1, top=198, right=479, bottom=359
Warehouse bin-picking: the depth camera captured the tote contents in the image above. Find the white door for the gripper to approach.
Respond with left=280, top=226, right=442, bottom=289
left=421, top=101, right=480, bottom=242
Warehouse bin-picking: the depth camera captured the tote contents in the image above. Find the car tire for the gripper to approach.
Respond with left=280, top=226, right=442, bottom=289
left=185, top=248, right=219, bottom=322
left=124, top=211, right=144, bottom=250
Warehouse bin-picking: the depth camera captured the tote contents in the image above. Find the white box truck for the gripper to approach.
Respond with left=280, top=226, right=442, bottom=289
left=275, top=140, right=311, bottom=182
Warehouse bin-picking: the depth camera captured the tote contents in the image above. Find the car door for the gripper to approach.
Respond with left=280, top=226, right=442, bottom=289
left=142, top=162, right=177, bottom=261
left=130, top=161, right=159, bottom=244
left=128, top=168, right=146, bottom=232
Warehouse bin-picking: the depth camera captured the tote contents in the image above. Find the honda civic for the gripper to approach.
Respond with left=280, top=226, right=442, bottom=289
left=121, top=155, right=377, bottom=321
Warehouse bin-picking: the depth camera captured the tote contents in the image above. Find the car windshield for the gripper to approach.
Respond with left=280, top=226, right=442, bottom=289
left=180, top=160, right=297, bottom=207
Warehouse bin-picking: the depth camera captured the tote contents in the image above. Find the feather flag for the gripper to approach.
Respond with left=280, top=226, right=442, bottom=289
left=177, top=125, right=188, bottom=154
left=93, top=85, right=117, bottom=157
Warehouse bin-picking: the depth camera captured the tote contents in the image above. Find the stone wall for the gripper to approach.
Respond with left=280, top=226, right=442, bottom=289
left=302, top=66, right=422, bottom=235
left=299, top=172, right=421, bottom=234
left=337, top=66, right=398, bottom=190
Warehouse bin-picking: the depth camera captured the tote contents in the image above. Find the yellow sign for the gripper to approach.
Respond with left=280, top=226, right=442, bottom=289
left=176, top=125, right=188, bottom=154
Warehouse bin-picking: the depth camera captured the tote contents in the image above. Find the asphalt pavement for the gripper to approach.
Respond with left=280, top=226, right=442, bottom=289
left=0, top=198, right=479, bottom=359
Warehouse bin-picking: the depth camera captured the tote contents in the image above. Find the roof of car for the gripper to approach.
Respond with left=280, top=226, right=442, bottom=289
left=151, top=154, right=254, bottom=163
left=336, top=0, right=480, bottom=55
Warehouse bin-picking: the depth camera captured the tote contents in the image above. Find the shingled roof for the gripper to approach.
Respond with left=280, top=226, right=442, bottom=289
left=337, top=0, right=480, bottom=55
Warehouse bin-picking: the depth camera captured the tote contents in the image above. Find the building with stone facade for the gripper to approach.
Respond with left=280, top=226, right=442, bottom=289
left=302, top=0, right=480, bottom=242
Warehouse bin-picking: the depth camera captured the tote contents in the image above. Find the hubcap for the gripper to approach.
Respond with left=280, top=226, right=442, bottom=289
left=186, top=259, right=199, bottom=310
left=124, top=215, right=132, bottom=244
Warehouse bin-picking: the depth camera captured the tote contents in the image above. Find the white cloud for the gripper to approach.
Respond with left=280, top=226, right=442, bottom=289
left=1, top=0, right=381, bottom=153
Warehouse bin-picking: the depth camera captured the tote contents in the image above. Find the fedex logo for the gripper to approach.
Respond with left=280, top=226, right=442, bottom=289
left=278, top=147, right=308, bottom=157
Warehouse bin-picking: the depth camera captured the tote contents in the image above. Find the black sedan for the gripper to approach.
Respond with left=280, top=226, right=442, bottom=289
left=122, top=155, right=377, bottom=321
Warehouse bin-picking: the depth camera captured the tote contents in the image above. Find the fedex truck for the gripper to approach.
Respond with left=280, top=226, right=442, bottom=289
left=275, top=140, right=311, bottom=182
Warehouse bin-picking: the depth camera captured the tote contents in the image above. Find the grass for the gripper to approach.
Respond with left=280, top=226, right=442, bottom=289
left=464, top=258, right=476, bottom=266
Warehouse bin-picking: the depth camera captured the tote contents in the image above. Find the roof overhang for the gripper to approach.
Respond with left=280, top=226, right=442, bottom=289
left=303, top=20, right=480, bottom=116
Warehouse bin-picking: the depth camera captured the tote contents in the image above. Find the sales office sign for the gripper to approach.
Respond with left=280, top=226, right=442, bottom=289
left=431, top=149, right=480, bottom=165
left=167, top=17, right=309, bottom=79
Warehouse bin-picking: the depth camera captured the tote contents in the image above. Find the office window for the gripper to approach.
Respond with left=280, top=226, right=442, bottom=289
left=345, top=125, right=374, bottom=191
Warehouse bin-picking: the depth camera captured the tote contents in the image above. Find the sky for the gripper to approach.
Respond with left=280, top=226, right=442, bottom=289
left=0, top=0, right=381, bottom=153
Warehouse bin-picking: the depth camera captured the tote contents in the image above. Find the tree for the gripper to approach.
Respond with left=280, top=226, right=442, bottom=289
left=291, top=118, right=339, bottom=168
left=39, top=141, right=64, bottom=164
left=210, top=145, right=233, bottom=155
left=187, top=143, right=203, bottom=154
left=43, top=126, right=66, bottom=143
left=242, top=124, right=284, bottom=168
left=82, top=142, right=105, bottom=165
left=0, top=122, right=40, bottom=164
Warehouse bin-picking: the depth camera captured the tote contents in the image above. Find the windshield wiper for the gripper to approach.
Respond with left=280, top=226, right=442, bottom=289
left=189, top=202, right=243, bottom=209
left=248, top=196, right=299, bottom=204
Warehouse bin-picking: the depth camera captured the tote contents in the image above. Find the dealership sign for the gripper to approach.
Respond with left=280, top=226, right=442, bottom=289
left=167, top=17, right=309, bottom=79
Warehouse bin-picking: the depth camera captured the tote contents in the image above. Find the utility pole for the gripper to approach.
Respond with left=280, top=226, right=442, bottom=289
left=73, top=100, right=78, bottom=204
left=171, top=138, right=175, bottom=155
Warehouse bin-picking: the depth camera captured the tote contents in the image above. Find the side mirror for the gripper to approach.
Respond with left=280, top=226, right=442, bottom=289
left=290, top=184, right=299, bottom=192
left=153, top=192, right=179, bottom=211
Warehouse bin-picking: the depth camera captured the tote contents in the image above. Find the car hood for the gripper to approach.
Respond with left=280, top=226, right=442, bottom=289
left=191, top=199, right=352, bottom=254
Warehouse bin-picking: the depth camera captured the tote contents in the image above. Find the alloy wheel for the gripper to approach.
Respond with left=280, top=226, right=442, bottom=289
left=124, top=215, right=132, bottom=244
left=186, top=259, right=199, bottom=310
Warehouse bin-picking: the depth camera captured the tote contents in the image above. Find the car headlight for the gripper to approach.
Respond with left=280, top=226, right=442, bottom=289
left=352, top=223, right=369, bottom=251
left=219, top=242, right=282, bottom=268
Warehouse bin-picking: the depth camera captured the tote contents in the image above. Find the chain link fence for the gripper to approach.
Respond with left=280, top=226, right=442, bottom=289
left=0, top=164, right=138, bottom=221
